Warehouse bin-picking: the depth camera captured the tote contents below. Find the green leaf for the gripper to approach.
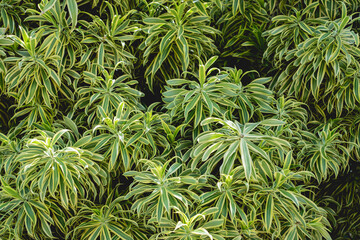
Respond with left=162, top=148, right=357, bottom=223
left=316, top=60, right=326, bottom=89
left=2, top=185, right=21, bottom=199
left=24, top=202, right=36, bottom=223
left=194, top=1, right=208, bottom=16
left=232, top=0, right=245, bottom=15
left=89, top=226, right=102, bottom=240
left=199, top=63, right=206, bottom=86
left=202, top=92, right=214, bottom=115
left=339, top=16, right=350, bottom=31
left=98, top=43, right=104, bottom=66
left=264, top=194, right=273, bottom=232
left=232, top=0, right=239, bottom=15
left=220, top=141, right=238, bottom=174
left=184, top=94, right=200, bottom=119
left=324, top=44, right=334, bottom=63
left=205, top=56, right=218, bottom=71
left=299, top=21, right=313, bottom=35
left=197, top=133, right=224, bottom=143
left=161, top=188, right=170, bottom=213
left=261, top=119, right=286, bottom=126
left=160, top=30, right=176, bottom=55
left=41, top=0, right=57, bottom=14
left=202, top=219, right=224, bottom=229
left=67, top=0, right=78, bottom=29
left=41, top=219, right=54, bottom=238
left=110, top=140, right=119, bottom=170
left=240, top=139, right=252, bottom=181
left=98, top=106, right=108, bottom=119
left=284, top=151, right=292, bottom=170
left=156, top=197, right=163, bottom=222
left=279, top=189, right=299, bottom=207
left=119, top=142, right=130, bottom=171
left=126, top=131, right=143, bottom=148
left=0, top=38, right=13, bottom=45
left=329, top=37, right=341, bottom=62
left=284, top=227, right=298, bottom=240
left=167, top=79, right=191, bottom=86
left=354, top=77, right=360, bottom=102
left=74, top=135, right=92, bottom=147
left=143, top=17, right=167, bottom=24
left=49, top=69, right=61, bottom=87
left=51, top=129, right=70, bottom=146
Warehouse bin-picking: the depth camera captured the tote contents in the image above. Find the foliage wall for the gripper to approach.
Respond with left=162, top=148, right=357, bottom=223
left=0, top=0, right=360, bottom=239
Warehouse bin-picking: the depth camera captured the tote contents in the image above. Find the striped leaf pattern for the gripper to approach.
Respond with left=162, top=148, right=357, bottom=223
left=0, top=0, right=359, bottom=239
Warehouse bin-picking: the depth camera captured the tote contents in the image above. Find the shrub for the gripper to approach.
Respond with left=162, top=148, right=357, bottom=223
left=0, top=0, right=359, bottom=239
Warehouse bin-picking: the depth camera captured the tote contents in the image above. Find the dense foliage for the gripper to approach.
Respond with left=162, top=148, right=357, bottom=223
left=0, top=0, right=359, bottom=239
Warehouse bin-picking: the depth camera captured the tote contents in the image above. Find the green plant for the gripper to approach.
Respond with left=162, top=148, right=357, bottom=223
left=79, top=2, right=140, bottom=74
left=5, top=27, right=69, bottom=110
left=298, top=123, right=350, bottom=183
left=16, top=130, right=107, bottom=208
left=0, top=0, right=359, bottom=239
left=154, top=207, right=225, bottom=240
left=192, top=117, right=290, bottom=179
left=0, top=0, right=34, bottom=35
left=66, top=196, right=141, bottom=240
left=267, top=6, right=360, bottom=115
left=75, top=66, right=144, bottom=124
left=125, top=159, right=198, bottom=222
left=163, top=57, right=238, bottom=129
left=140, top=1, right=219, bottom=89
left=0, top=178, right=54, bottom=239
